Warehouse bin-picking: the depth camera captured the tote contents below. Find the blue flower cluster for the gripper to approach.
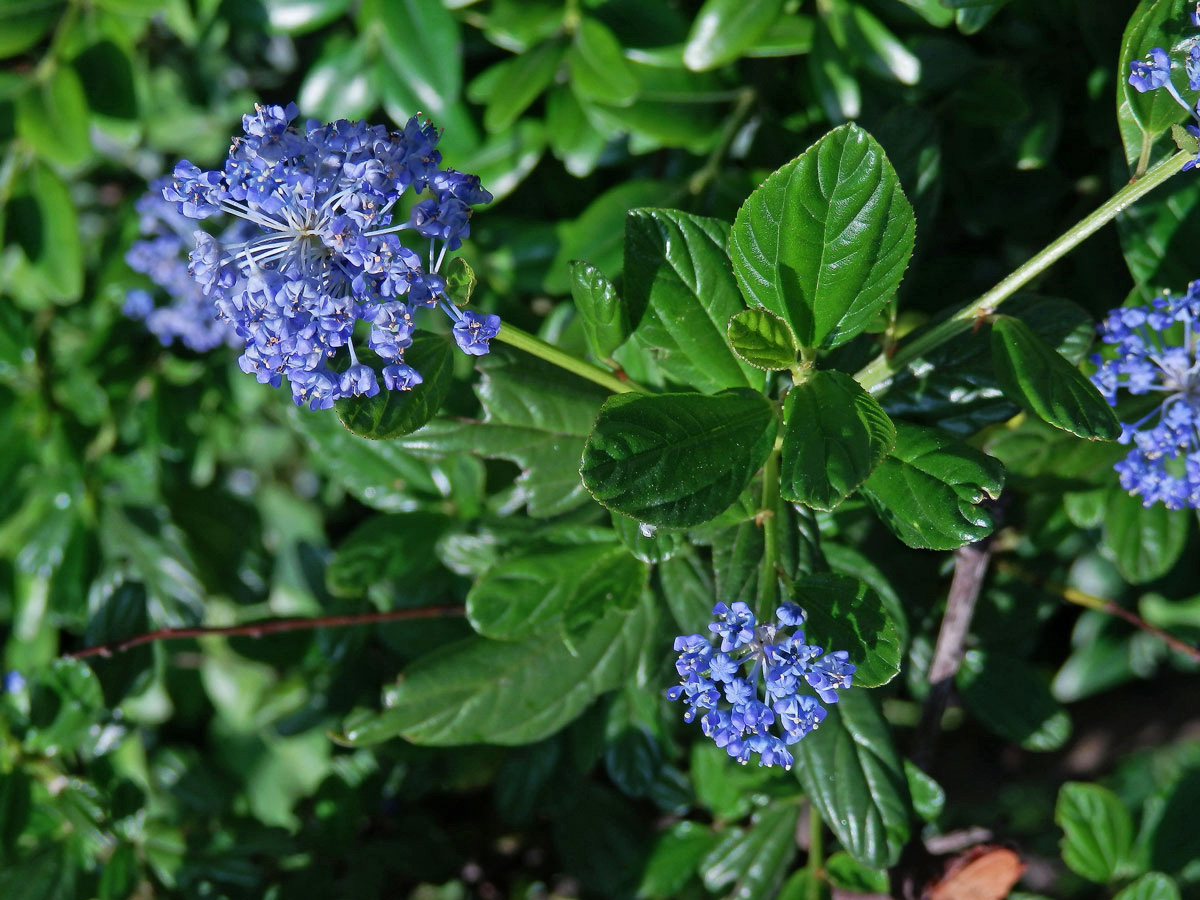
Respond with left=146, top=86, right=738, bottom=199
left=1091, top=285, right=1200, bottom=509
left=161, top=103, right=499, bottom=409
left=1128, top=11, right=1200, bottom=170
left=667, top=601, right=855, bottom=769
left=124, top=179, right=243, bottom=352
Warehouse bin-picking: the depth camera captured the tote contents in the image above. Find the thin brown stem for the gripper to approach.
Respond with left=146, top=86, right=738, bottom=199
left=66, top=606, right=466, bottom=660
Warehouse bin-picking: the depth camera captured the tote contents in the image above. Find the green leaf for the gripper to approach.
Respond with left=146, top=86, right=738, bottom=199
left=1101, top=487, right=1189, bottom=584
left=569, top=18, right=638, bottom=106
left=611, top=512, right=685, bottom=564
left=360, top=0, right=461, bottom=114
left=794, top=689, right=911, bottom=868
left=794, top=573, right=900, bottom=687
left=298, top=35, right=377, bottom=122
left=24, top=658, right=105, bottom=755
left=850, top=6, right=920, bottom=85
left=1118, top=0, right=1193, bottom=166
left=333, top=334, right=455, bottom=439
left=0, top=847, right=75, bottom=900
left=399, top=349, right=609, bottom=517
left=689, top=741, right=778, bottom=821
left=546, top=85, right=607, bottom=176
left=2, top=162, right=83, bottom=305
left=824, top=852, right=889, bottom=893
left=444, top=257, right=477, bottom=306
left=259, top=0, right=353, bottom=34
left=861, top=422, right=1005, bottom=550
left=326, top=513, right=447, bottom=597
left=638, top=821, right=716, bottom=899
left=726, top=308, right=798, bottom=371
left=904, top=760, right=945, bottom=822
left=98, top=843, right=139, bottom=900
left=730, top=124, right=915, bottom=350
left=340, top=596, right=653, bottom=746
left=780, top=370, right=896, bottom=511
left=16, top=66, right=90, bottom=168
left=990, top=316, right=1120, bottom=441
left=580, top=390, right=777, bottom=527
left=777, top=870, right=832, bottom=900
left=72, top=39, right=138, bottom=121
left=0, top=769, right=31, bottom=854
left=467, top=541, right=647, bottom=639
left=483, top=39, right=563, bottom=133
left=624, top=209, right=758, bottom=392
left=0, top=0, right=64, bottom=58
left=683, top=0, right=785, bottom=71
left=699, top=800, right=801, bottom=899
left=745, top=14, right=815, bottom=58
left=957, top=650, right=1071, bottom=751
left=1055, top=782, right=1133, bottom=883
left=290, top=404, right=442, bottom=512
left=1113, top=873, right=1180, bottom=900
left=570, top=260, right=628, bottom=360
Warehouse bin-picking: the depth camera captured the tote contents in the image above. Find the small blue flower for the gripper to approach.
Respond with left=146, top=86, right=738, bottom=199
left=154, top=103, right=496, bottom=408
left=1090, top=284, right=1200, bottom=508
left=1130, top=47, right=1172, bottom=93
left=2, top=671, right=25, bottom=693
left=666, top=601, right=855, bottom=768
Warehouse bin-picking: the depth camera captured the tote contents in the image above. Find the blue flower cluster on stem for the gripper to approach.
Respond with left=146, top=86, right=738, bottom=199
left=667, top=601, right=855, bottom=769
left=160, top=103, right=498, bottom=409
left=1128, top=12, right=1200, bottom=170
left=1091, top=284, right=1200, bottom=509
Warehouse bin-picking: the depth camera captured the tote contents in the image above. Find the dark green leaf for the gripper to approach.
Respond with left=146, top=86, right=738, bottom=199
left=825, top=852, right=889, bottom=893
left=658, top=551, right=717, bottom=634
left=777, top=870, right=832, bottom=900
left=3, top=162, right=83, bottom=304
left=72, top=40, right=138, bottom=120
left=0, top=0, right=64, bottom=57
left=340, top=596, right=652, bottom=746
left=0, top=847, right=75, bottom=900
left=570, top=260, right=628, bottom=360
left=360, top=0, right=461, bottom=114
left=611, top=512, right=685, bottom=564
left=0, top=769, right=31, bottom=854
left=1101, top=487, right=1189, bottom=584
left=683, top=0, right=785, bottom=71
left=904, top=760, right=945, bottom=822
left=569, top=18, right=638, bottom=106
left=726, top=308, right=798, bottom=371
left=483, top=40, right=563, bottom=133
left=1147, top=767, right=1200, bottom=873
left=990, top=316, right=1120, bottom=440
left=795, top=573, right=900, bottom=688
left=699, top=800, right=800, bottom=899
left=1113, top=873, right=1180, bottom=900
left=861, top=422, right=1005, bottom=550
left=794, top=689, right=911, bottom=868
left=957, top=650, right=1071, bottom=751
left=580, top=390, right=777, bottom=527
left=334, top=334, right=455, bottom=439
left=1055, top=782, right=1133, bottom=883
left=24, top=658, right=105, bottom=755
left=689, top=741, right=777, bottom=821
left=780, top=370, right=896, bottom=510
left=745, top=14, right=815, bottom=58
left=98, top=843, right=139, bottom=900
left=546, top=85, right=607, bottom=176
left=624, top=209, right=758, bottom=392
left=639, top=821, right=716, bottom=899
left=16, top=66, right=90, bottom=168
left=326, top=513, right=447, bottom=597
left=730, top=124, right=915, bottom=349
left=467, top=541, right=646, bottom=639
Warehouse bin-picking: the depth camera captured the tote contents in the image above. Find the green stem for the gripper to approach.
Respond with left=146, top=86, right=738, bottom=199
left=853, top=148, right=1192, bottom=393
left=758, top=449, right=781, bottom=618
left=494, top=323, right=648, bottom=395
left=806, top=802, right=824, bottom=900
left=688, top=87, right=757, bottom=196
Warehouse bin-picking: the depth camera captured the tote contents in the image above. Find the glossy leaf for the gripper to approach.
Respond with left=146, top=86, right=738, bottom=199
left=580, top=390, right=777, bottom=527
left=260, top=0, right=353, bottom=34
left=569, top=18, right=637, bottom=106
left=825, top=852, right=889, bottom=893
left=794, top=688, right=911, bottom=868
left=610, top=512, right=685, bottom=565
left=569, top=260, right=628, bottom=360
left=780, top=370, right=896, bottom=510
left=861, top=422, right=1005, bottom=550
left=1055, top=782, right=1133, bottom=883
left=683, top=0, right=784, bottom=71
left=340, top=596, right=652, bottom=746
left=483, top=40, right=563, bottom=133
left=795, top=572, right=900, bottom=688
left=360, top=0, right=459, bottom=115
left=699, top=800, right=800, bottom=898
left=334, top=334, right=454, bottom=439
left=730, top=124, right=915, bottom=349
left=957, top=650, right=1071, bottom=751
left=726, top=308, right=798, bottom=371
left=298, top=35, right=376, bottom=121
left=1101, top=487, right=1189, bottom=584
left=1113, top=874, right=1181, bottom=900
left=467, top=541, right=646, bottom=639
left=624, top=209, right=758, bottom=392
left=990, top=316, right=1120, bottom=440
left=904, top=760, right=945, bottom=822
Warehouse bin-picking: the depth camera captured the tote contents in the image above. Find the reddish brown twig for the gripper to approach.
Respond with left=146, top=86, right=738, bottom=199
left=67, top=606, right=466, bottom=660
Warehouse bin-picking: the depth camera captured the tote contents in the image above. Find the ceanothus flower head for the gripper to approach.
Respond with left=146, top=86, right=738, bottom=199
left=1090, top=283, right=1200, bottom=509
left=155, top=103, right=497, bottom=408
left=667, top=601, right=855, bottom=769
left=1129, top=47, right=1172, bottom=93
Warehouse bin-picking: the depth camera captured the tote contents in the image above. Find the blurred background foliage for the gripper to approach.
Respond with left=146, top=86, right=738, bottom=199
left=2, top=0, right=1200, bottom=898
